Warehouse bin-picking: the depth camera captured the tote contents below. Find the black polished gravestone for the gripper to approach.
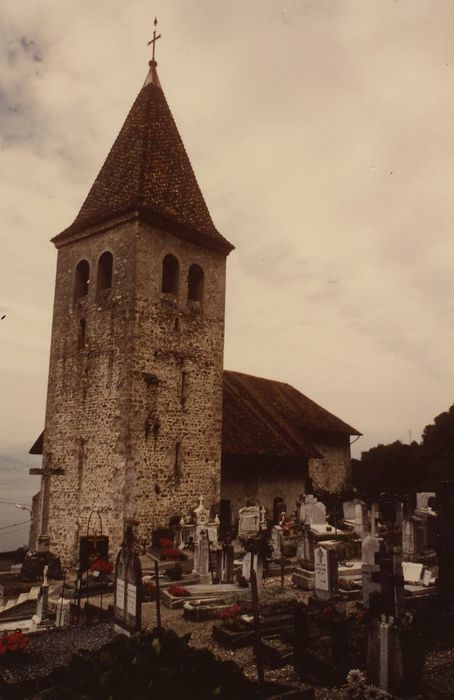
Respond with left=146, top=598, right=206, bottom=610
left=79, top=535, right=109, bottom=573
left=113, top=528, right=142, bottom=636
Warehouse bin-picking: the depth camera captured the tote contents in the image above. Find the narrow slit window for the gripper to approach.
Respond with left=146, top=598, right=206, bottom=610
left=78, top=318, right=86, bottom=350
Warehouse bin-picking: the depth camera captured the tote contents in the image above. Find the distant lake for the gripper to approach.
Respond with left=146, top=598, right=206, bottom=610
left=0, top=444, right=41, bottom=552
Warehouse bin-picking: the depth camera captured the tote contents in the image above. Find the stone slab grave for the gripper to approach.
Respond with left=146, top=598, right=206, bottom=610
left=160, top=583, right=238, bottom=609
left=183, top=598, right=233, bottom=621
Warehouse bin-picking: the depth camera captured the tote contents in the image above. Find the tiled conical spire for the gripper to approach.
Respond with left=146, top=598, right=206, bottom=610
left=54, top=58, right=233, bottom=254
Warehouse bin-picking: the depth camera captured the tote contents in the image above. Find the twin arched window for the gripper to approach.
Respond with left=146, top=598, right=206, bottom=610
left=161, top=255, right=205, bottom=305
left=74, top=252, right=113, bottom=302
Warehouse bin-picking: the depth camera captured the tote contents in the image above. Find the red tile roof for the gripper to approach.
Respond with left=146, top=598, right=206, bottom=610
left=53, top=76, right=233, bottom=254
left=222, top=370, right=361, bottom=457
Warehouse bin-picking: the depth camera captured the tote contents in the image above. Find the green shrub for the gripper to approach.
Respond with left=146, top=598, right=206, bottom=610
left=37, top=628, right=262, bottom=700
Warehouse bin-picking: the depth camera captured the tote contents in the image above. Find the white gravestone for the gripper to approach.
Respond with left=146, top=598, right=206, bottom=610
left=314, top=545, right=338, bottom=602
left=402, top=562, right=423, bottom=585
left=416, top=492, right=436, bottom=511
left=194, top=496, right=210, bottom=543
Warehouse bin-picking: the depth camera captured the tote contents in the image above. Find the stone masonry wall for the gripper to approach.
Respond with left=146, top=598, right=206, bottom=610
left=308, top=439, right=352, bottom=494
left=35, top=215, right=226, bottom=562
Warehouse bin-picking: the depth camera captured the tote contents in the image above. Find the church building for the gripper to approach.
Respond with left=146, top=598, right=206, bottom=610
left=30, top=47, right=360, bottom=561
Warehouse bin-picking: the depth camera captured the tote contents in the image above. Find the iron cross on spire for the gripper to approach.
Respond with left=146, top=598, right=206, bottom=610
left=147, top=17, right=162, bottom=62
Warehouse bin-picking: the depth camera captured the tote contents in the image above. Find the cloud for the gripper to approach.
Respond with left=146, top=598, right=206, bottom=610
left=1, top=0, right=454, bottom=460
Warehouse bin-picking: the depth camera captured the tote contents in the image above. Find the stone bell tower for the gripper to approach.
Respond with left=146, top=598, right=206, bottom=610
left=32, top=42, right=234, bottom=561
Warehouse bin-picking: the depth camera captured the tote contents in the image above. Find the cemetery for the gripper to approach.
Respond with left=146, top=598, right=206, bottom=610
left=1, top=489, right=454, bottom=698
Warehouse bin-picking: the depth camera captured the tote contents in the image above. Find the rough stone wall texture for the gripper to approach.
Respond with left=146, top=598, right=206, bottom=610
left=35, top=216, right=226, bottom=562
left=221, top=462, right=309, bottom=524
left=308, top=439, right=352, bottom=494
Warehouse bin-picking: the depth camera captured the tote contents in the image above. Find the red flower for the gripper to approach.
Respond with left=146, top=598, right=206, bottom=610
left=159, top=538, right=174, bottom=548
left=89, top=558, right=113, bottom=573
left=168, top=585, right=190, bottom=597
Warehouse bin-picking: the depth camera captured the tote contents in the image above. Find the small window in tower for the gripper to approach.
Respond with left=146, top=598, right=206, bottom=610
left=97, top=251, right=113, bottom=293
left=174, top=441, right=182, bottom=484
left=74, top=260, right=90, bottom=300
left=187, top=264, right=204, bottom=309
left=78, top=318, right=86, bottom=350
left=161, top=254, right=179, bottom=297
left=181, top=371, right=188, bottom=408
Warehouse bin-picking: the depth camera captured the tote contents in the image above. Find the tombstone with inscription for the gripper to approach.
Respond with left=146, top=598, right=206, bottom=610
left=314, top=544, right=338, bottom=601
left=193, top=529, right=211, bottom=584
left=238, top=505, right=261, bottom=539
left=113, top=527, right=142, bottom=636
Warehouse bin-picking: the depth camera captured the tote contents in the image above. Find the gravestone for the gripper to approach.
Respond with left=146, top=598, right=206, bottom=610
left=220, top=542, right=234, bottom=583
left=416, top=492, right=436, bottom=511
left=193, top=496, right=210, bottom=543
left=79, top=535, right=109, bottom=573
left=113, top=527, right=142, bottom=636
left=343, top=501, right=356, bottom=522
left=312, top=500, right=327, bottom=525
left=362, top=536, right=382, bottom=608
left=31, top=564, right=49, bottom=630
left=314, top=545, right=338, bottom=601
left=271, top=525, right=283, bottom=560
left=354, top=501, right=366, bottom=535
left=242, top=551, right=264, bottom=592
left=193, top=528, right=211, bottom=584
left=402, top=561, right=423, bottom=584
left=238, top=505, right=261, bottom=539
left=55, top=597, right=71, bottom=627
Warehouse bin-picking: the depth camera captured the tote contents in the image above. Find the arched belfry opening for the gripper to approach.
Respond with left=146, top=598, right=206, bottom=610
left=74, top=260, right=90, bottom=300
left=188, top=264, right=204, bottom=304
left=161, top=254, right=179, bottom=296
left=97, top=251, right=113, bottom=293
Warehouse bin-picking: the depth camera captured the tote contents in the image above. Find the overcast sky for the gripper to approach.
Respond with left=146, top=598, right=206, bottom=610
left=1, top=0, right=454, bottom=461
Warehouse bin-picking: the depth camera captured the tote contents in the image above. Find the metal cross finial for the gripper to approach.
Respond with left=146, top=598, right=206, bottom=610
left=147, top=17, right=162, bottom=62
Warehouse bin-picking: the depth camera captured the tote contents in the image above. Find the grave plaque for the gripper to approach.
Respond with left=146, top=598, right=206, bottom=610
left=314, top=546, right=329, bottom=591
left=114, top=527, right=142, bottom=636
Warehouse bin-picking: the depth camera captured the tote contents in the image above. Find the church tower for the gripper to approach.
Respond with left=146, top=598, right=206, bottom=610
left=33, top=45, right=234, bottom=560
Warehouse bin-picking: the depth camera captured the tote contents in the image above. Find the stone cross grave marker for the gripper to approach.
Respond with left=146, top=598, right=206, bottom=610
left=114, top=527, right=142, bottom=636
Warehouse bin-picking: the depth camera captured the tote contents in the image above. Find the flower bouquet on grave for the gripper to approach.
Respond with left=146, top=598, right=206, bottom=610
left=160, top=548, right=187, bottom=561
left=168, top=585, right=190, bottom=598
left=89, top=557, right=114, bottom=574
left=0, top=630, right=30, bottom=657
left=218, top=603, right=242, bottom=630
left=338, top=578, right=361, bottom=592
